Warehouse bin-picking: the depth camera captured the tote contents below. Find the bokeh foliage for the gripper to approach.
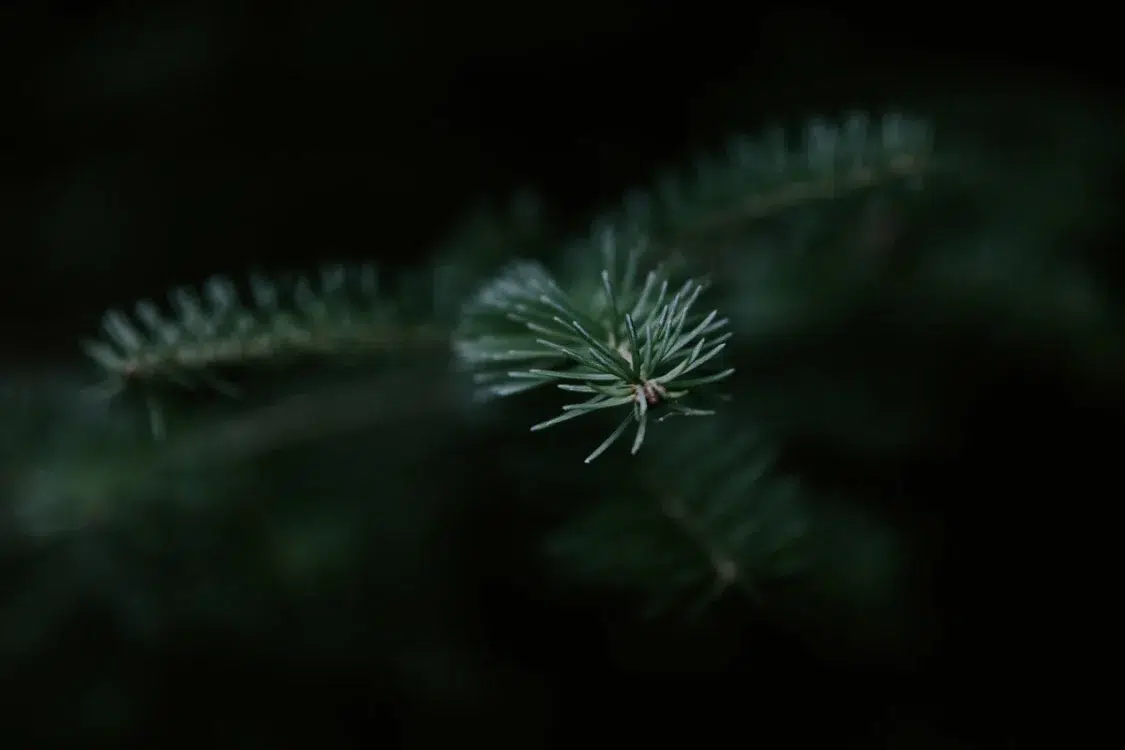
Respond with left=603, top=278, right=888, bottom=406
left=4, top=5, right=1124, bottom=746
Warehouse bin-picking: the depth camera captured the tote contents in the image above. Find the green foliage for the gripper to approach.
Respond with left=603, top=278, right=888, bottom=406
left=547, top=419, right=809, bottom=617
left=83, top=264, right=438, bottom=394
left=15, top=104, right=1117, bottom=667
left=54, top=109, right=943, bottom=628
left=453, top=230, right=734, bottom=461
left=605, top=111, right=933, bottom=254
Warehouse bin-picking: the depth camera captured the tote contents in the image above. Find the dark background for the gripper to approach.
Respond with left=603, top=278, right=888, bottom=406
left=1, top=2, right=1121, bottom=747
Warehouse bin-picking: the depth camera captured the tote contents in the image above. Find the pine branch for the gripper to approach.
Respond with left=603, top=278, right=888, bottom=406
left=453, top=228, right=734, bottom=462
left=78, top=195, right=551, bottom=439
left=609, top=111, right=934, bottom=256
left=79, top=263, right=451, bottom=438
left=85, top=265, right=437, bottom=387
left=546, top=420, right=810, bottom=618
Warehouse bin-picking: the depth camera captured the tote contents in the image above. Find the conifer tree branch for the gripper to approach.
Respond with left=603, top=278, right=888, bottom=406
left=453, top=228, right=734, bottom=461
left=83, top=264, right=445, bottom=394
left=609, top=111, right=935, bottom=259
left=546, top=421, right=810, bottom=617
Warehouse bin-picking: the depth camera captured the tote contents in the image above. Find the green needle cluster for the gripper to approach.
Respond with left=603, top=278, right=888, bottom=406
left=454, top=232, right=734, bottom=462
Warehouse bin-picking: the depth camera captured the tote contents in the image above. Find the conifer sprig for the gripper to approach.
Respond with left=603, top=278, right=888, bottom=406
left=548, top=421, right=810, bottom=617
left=454, top=230, right=734, bottom=462
left=609, top=111, right=934, bottom=249
left=83, top=264, right=441, bottom=401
